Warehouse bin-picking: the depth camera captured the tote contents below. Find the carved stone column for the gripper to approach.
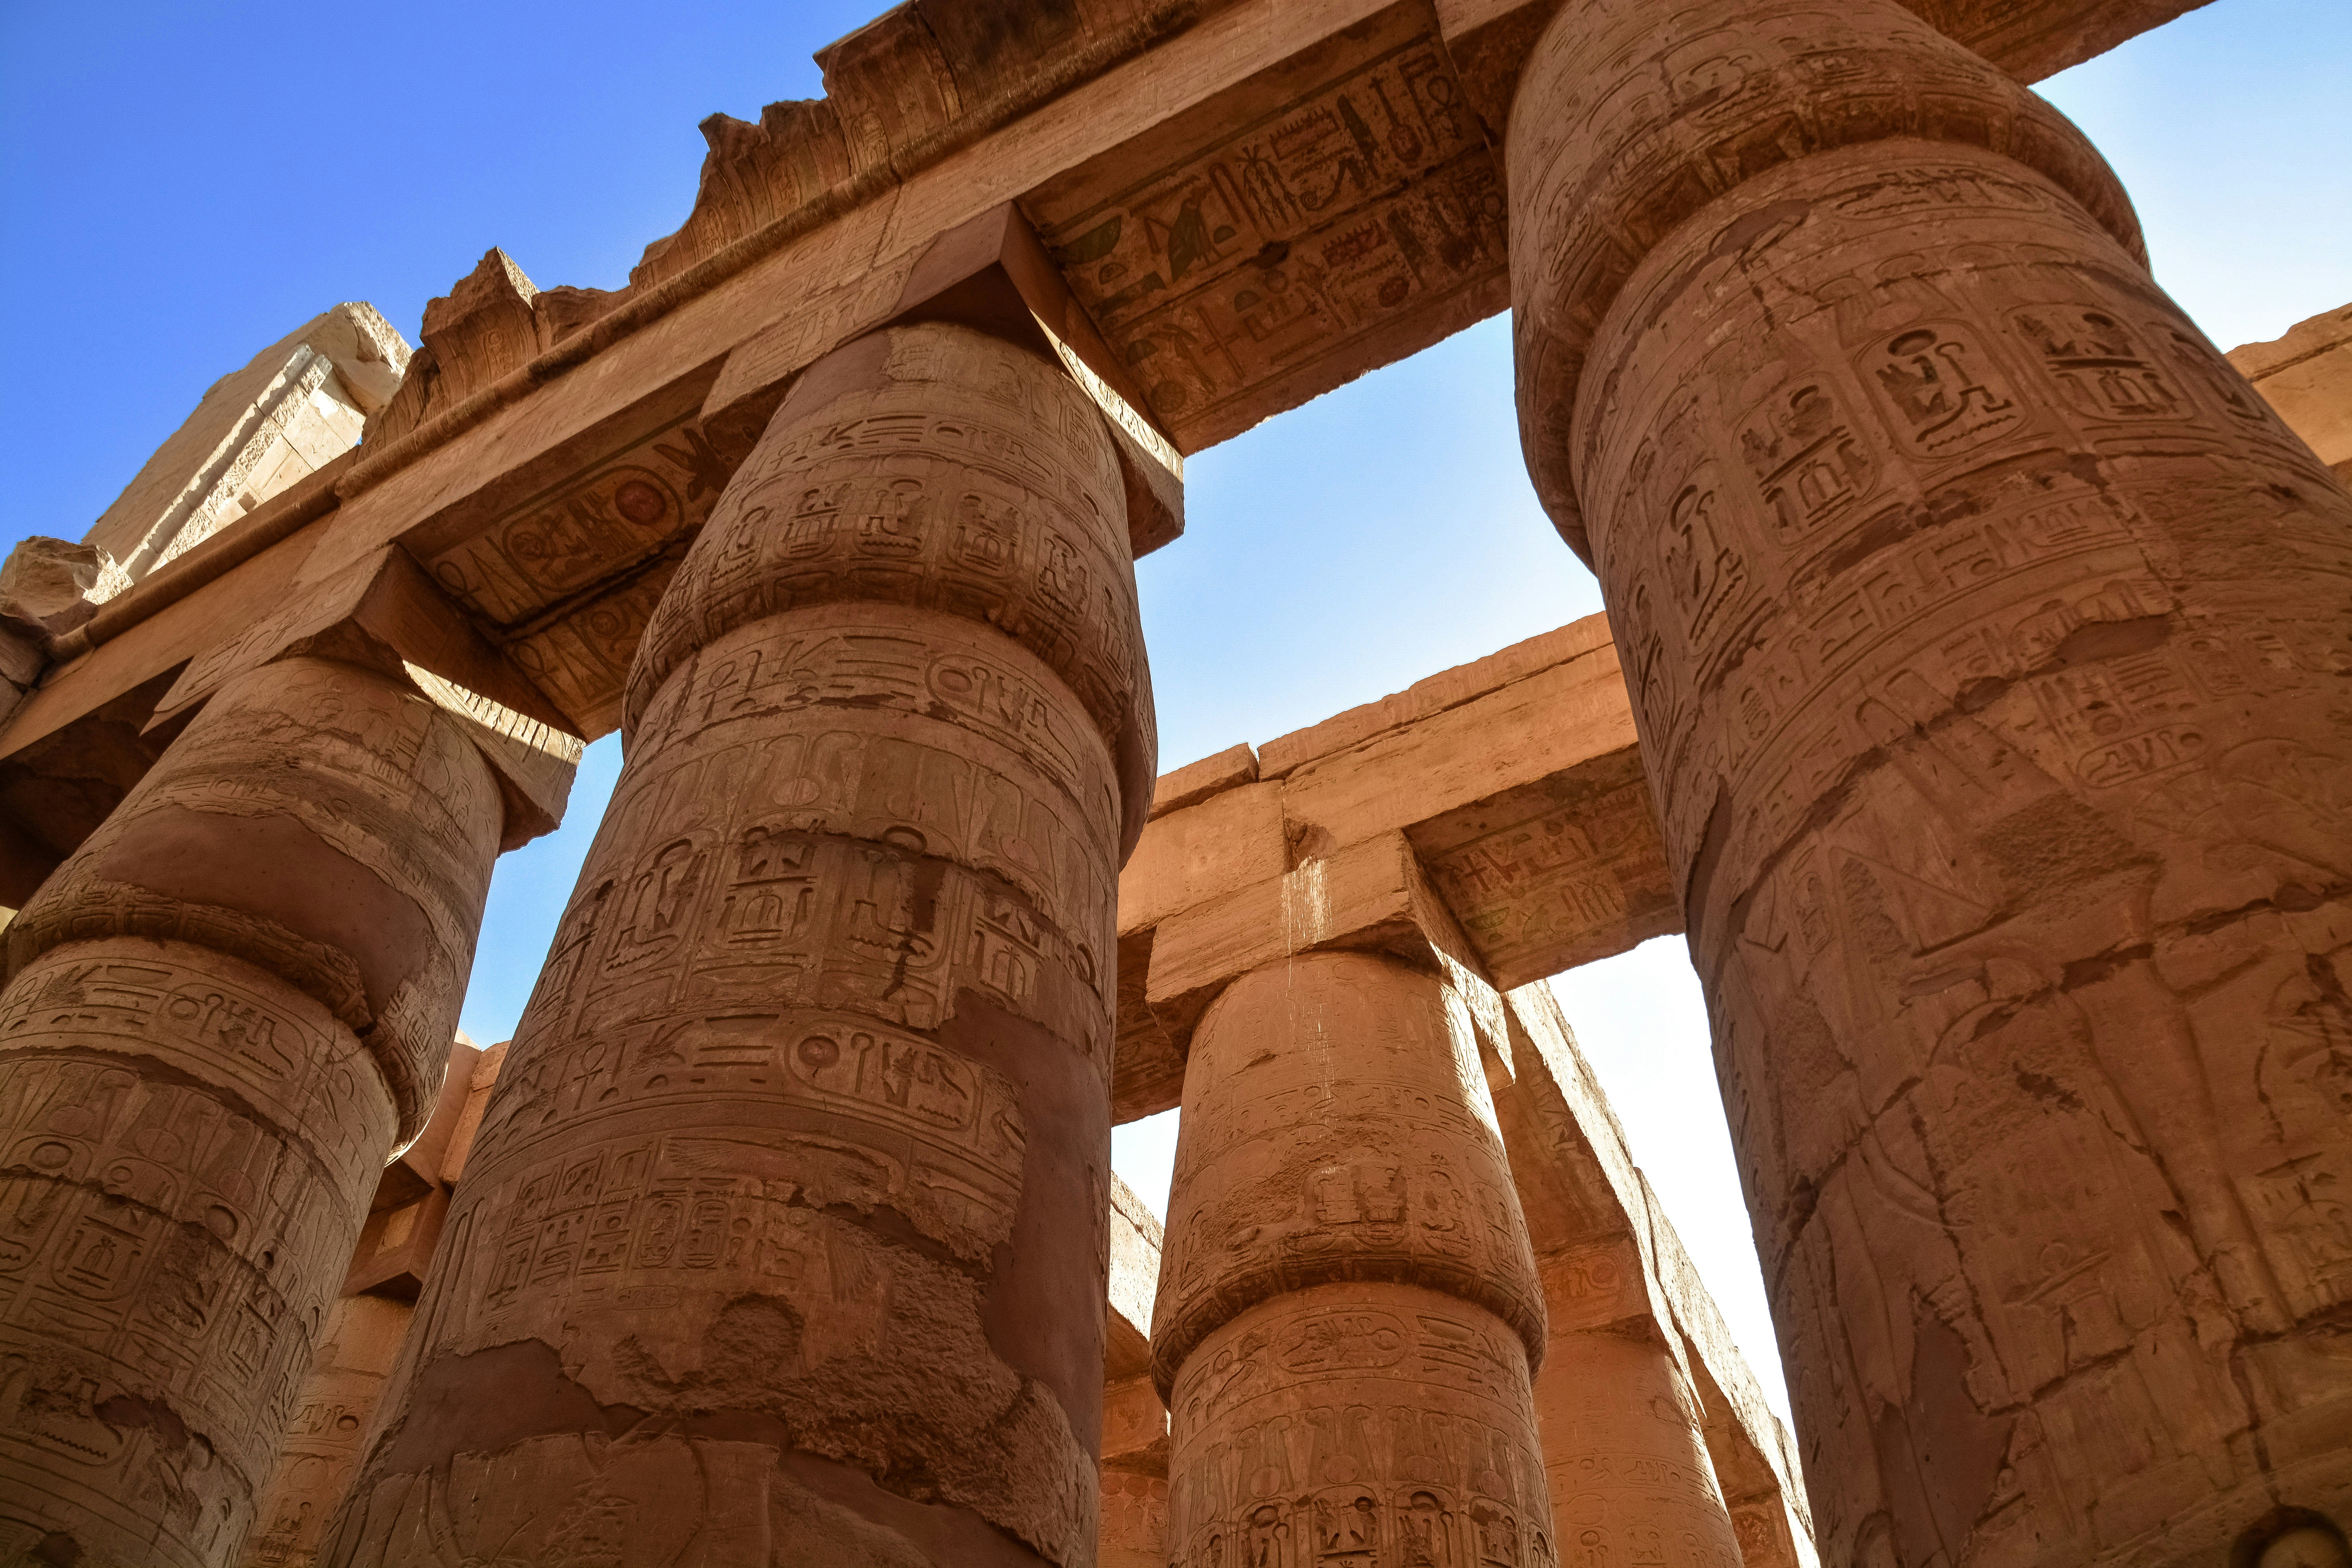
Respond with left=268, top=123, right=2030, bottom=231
left=1511, top=0, right=2352, bottom=1560
left=0, top=654, right=507, bottom=1568
left=1155, top=950, right=1554, bottom=1567
left=325, top=321, right=1153, bottom=1567
left=1535, top=1282, right=1744, bottom=1568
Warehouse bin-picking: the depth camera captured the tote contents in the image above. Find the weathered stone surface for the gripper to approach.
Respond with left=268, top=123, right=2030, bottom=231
left=9, top=654, right=510, bottom=1143
left=369, top=251, right=625, bottom=452
left=1155, top=951, right=1555, bottom=1566
left=0, top=536, right=114, bottom=641
left=1512, top=0, right=2352, bottom=1557
left=0, top=645, right=512, bottom=1566
left=2231, top=301, right=2352, bottom=481
left=0, top=938, right=394, bottom=1568
left=1102, top=1176, right=1170, bottom=1568
left=0, top=536, right=112, bottom=748
left=323, top=323, right=1152, bottom=1568
left=1496, top=985, right=1804, bottom=1568
left=1110, top=616, right=1674, bottom=1119
left=86, top=304, right=407, bottom=584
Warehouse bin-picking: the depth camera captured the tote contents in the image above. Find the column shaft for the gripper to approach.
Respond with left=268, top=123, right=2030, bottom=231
left=1157, top=950, right=1555, bottom=1567
left=0, top=655, right=506, bottom=1567
left=1511, top=0, right=2352, bottom=1560
left=1537, top=1326, right=1742, bottom=1568
left=325, top=322, right=1153, bottom=1567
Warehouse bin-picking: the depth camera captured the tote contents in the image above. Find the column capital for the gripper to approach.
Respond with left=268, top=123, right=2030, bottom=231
left=1507, top=0, right=2142, bottom=556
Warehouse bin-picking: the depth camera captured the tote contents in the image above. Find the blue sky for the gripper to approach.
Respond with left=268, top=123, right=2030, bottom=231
left=4, top=0, right=2346, bottom=1426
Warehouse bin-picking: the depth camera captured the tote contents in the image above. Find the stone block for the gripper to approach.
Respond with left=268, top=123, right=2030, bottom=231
left=0, top=535, right=111, bottom=639
left=84, top=303, right=407, bottom=583
left=2230, top=301, right=2352, bottom=480
left=1116, top=779, right=1287, bottom=936
left=1147, top=740, right=1258, bottom=818
left=342, top=1187, right=451, bottom=1301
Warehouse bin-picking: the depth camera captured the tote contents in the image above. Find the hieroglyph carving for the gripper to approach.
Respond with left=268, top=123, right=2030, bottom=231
left=9, top=657, right=508, bottom=1137
left=325, top=323, right=1152, bottom=1568
left=0, top=940, right=393, bottom=1568
left=1029, top=6, right=1504, bottom=450
left=1512, top=0, right=2352, bottom=1558
left=1154, top=952, right=1555, bottom=1568
left=1168, top=1283, right=1555, bottom=1568
left=422, top=424, right=737, bottom=733
left=0, top=651, right=507, bottom=1565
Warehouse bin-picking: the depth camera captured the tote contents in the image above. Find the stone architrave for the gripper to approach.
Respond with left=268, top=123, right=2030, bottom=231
left=0, top=650, right=518, bottom=1568
left=2230, top=303, right=2352, bottom=483
left=1511, top=0, right=2352, bottom=1558
left=1153, top=950, right=1557, bottom=1568
left=323, top=321, right=1154, bottom=1567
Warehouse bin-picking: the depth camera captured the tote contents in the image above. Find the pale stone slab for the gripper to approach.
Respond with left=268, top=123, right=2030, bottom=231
left=2230, top=301, right=2352, bottom=478
left=1146, top=739, right=1257, bottom=819
left=86, top=304, right=408, bottom=583
left=1496, top=983, right=1820, bottom=1568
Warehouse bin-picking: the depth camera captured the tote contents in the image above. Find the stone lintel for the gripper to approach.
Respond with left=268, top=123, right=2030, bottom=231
left=1110, top=614, right=1675, bottom=1119
left=2229, top=301, right=2352, bottom=479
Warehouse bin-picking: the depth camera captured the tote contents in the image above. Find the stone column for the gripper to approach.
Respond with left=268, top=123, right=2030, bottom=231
left=0, top=654, right=506, bottom=1568
left=1538, top=1337, right=1741, bottom=1568
left=1511, top=0, right=2352, bottom=1560
left=1536, top=1247, right=1745, bottom=1568
left=324, top=321, right=1153, bottom=1567
left=1155, top=950, right=1555, bottom=1567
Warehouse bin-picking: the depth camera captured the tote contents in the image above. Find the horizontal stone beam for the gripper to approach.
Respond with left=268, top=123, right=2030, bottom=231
left=1112, top=612, right=1678, bottom=1120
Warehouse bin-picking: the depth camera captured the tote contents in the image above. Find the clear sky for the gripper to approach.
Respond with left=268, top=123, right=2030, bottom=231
left=4, top=0, right=2346, bottom=1430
